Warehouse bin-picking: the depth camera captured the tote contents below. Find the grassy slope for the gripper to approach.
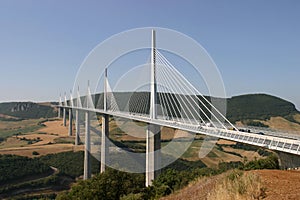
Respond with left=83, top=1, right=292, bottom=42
left=0, top=119, right=43, bottom=141
left=161, top=170, right=300, bottom=200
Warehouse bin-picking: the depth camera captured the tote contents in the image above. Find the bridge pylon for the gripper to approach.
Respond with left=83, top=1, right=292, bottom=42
left=101, top=68, right=109, bottom=173
left=146, top=29, right=161, bottom=186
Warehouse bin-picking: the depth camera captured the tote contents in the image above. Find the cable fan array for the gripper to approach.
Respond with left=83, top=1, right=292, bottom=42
left=98, top=49, right=236, bottom=130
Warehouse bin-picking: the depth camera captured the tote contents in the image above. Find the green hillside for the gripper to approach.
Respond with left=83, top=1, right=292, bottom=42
left=226, top=94, right=299, bottom=122
left=0, top=94, right=298, bottom=123
left=0, top=102, right=56, bottom=119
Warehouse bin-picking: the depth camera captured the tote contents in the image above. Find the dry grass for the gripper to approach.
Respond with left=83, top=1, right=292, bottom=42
left=0, top=119, right=83, bottom=157
left=16, top=133, right=58, bottom=145
left=0, top=137, right=28, bottom=148
left=37, top=120, right=69, bottom=136
left=208, top=170, right=265, bottom=200
left=162, top=170, right=300, bottom=200
left=263, top=117, right=300, bottom=133
left=222, top=146, right=263, bottom=161
left=217, top=139, right=237, bottom=145
left=108, top=120, right=189, bottom=141
left=293, top=113, right=300, bottom=123
left=161, top=175, right=223, bottom=200
left=0, top=144, right=83, bottom=157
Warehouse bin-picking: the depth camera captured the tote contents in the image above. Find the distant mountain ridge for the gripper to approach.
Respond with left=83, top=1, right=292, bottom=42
left=226, top=94, right=299, bottom=123
left=0, top=102, right=56, bottom=119
left=0, top=94, right=298, bottom=122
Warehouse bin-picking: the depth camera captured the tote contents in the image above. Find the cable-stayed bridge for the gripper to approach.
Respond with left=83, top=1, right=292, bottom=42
left=57, top=30, right=300, bottom=186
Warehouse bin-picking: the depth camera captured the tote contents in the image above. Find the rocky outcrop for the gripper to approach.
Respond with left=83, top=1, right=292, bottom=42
left=10, top=102, right=38, bottom=112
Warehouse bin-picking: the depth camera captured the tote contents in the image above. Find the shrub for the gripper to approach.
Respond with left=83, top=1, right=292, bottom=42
left=244, top=154, right=279, bottom=170
left=208, top=170, right=266, bottom=200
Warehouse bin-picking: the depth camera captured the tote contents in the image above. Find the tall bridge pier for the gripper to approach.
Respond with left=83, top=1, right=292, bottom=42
left=55, top=29, right=300, bottom=187
left=101, top=114, right=109, bottom=173
left=100, top=68, right=109, bottom=173
left=63, top=107, right=66, bottom=127
left=75, top=109, right=80, bottom=145
left=146, top=30, right=161, bottom=186
left=68, top=108, right=73, bottom=136
left=83, top=110, right=91, bottom=180
left=57, top=107, right=61, bottom=118
left=277, top=151, right=300, bottom=169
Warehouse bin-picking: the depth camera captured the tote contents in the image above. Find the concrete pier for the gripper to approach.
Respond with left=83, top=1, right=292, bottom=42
left=75, top=109, right=80, bottom=145
left=83, top=111, right=91, bottom=180
left=277, top=151, right=300, bottom=169
left=58, top=107, right=61, bottom=118
left=100, top=114, right=109, bottom=173
left=63, top=108, right=66, bottom=126
left=146, top=124, right=161, bottom=186
left=68, top=109, right=73, bottom=136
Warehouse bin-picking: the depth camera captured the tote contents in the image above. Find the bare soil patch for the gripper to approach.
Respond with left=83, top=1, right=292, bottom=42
left=253, top=170, right=300, bottom=200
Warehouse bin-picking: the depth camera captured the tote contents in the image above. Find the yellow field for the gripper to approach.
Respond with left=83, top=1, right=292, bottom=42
left=0, top=119, right=82, bottom=157
left=263, top=116, right=300, bottom=133
left=0, top=115, right=289, bottom=163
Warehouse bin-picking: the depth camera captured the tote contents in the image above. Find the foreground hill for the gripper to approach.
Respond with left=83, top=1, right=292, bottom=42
left=161, top=169, right=300, bottom=200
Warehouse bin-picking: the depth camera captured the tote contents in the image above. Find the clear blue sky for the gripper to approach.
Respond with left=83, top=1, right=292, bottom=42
left=0, top=0, right=299, bottom=109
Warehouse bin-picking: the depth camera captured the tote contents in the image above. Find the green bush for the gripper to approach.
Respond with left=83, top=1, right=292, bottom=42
left=244, top=155, right=279, bottom=170
left=56, top=168, right=144, bottom=200
left=0, top=155, right=51, bottom=184
left=32, top=151, right=40, bottom=155
left=38, top=151, right=100, bottom=178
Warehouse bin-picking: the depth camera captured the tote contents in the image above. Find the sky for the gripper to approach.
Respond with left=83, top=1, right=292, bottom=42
left=0, top=0, right=299, bottom=109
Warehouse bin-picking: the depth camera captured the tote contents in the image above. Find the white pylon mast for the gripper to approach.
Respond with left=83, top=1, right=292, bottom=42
left=104, top=68, right=107, bottom=111
left=150, top=29, right=157, bottom=119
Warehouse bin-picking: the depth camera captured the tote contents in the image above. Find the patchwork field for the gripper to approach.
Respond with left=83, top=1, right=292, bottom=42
left=0, top=112, right=298, bottom=166
left=0, top=119, right=83, bottom=157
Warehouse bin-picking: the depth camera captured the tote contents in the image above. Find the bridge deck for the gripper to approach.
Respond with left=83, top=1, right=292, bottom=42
left=58, top=105, right=300, bottom=156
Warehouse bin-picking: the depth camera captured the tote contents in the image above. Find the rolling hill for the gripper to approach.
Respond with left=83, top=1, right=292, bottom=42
left=226, top=93, right=299, bottom=123
left=0, top=94, right=298, bottom=124
left=0, top=102, right=56, bottom=120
